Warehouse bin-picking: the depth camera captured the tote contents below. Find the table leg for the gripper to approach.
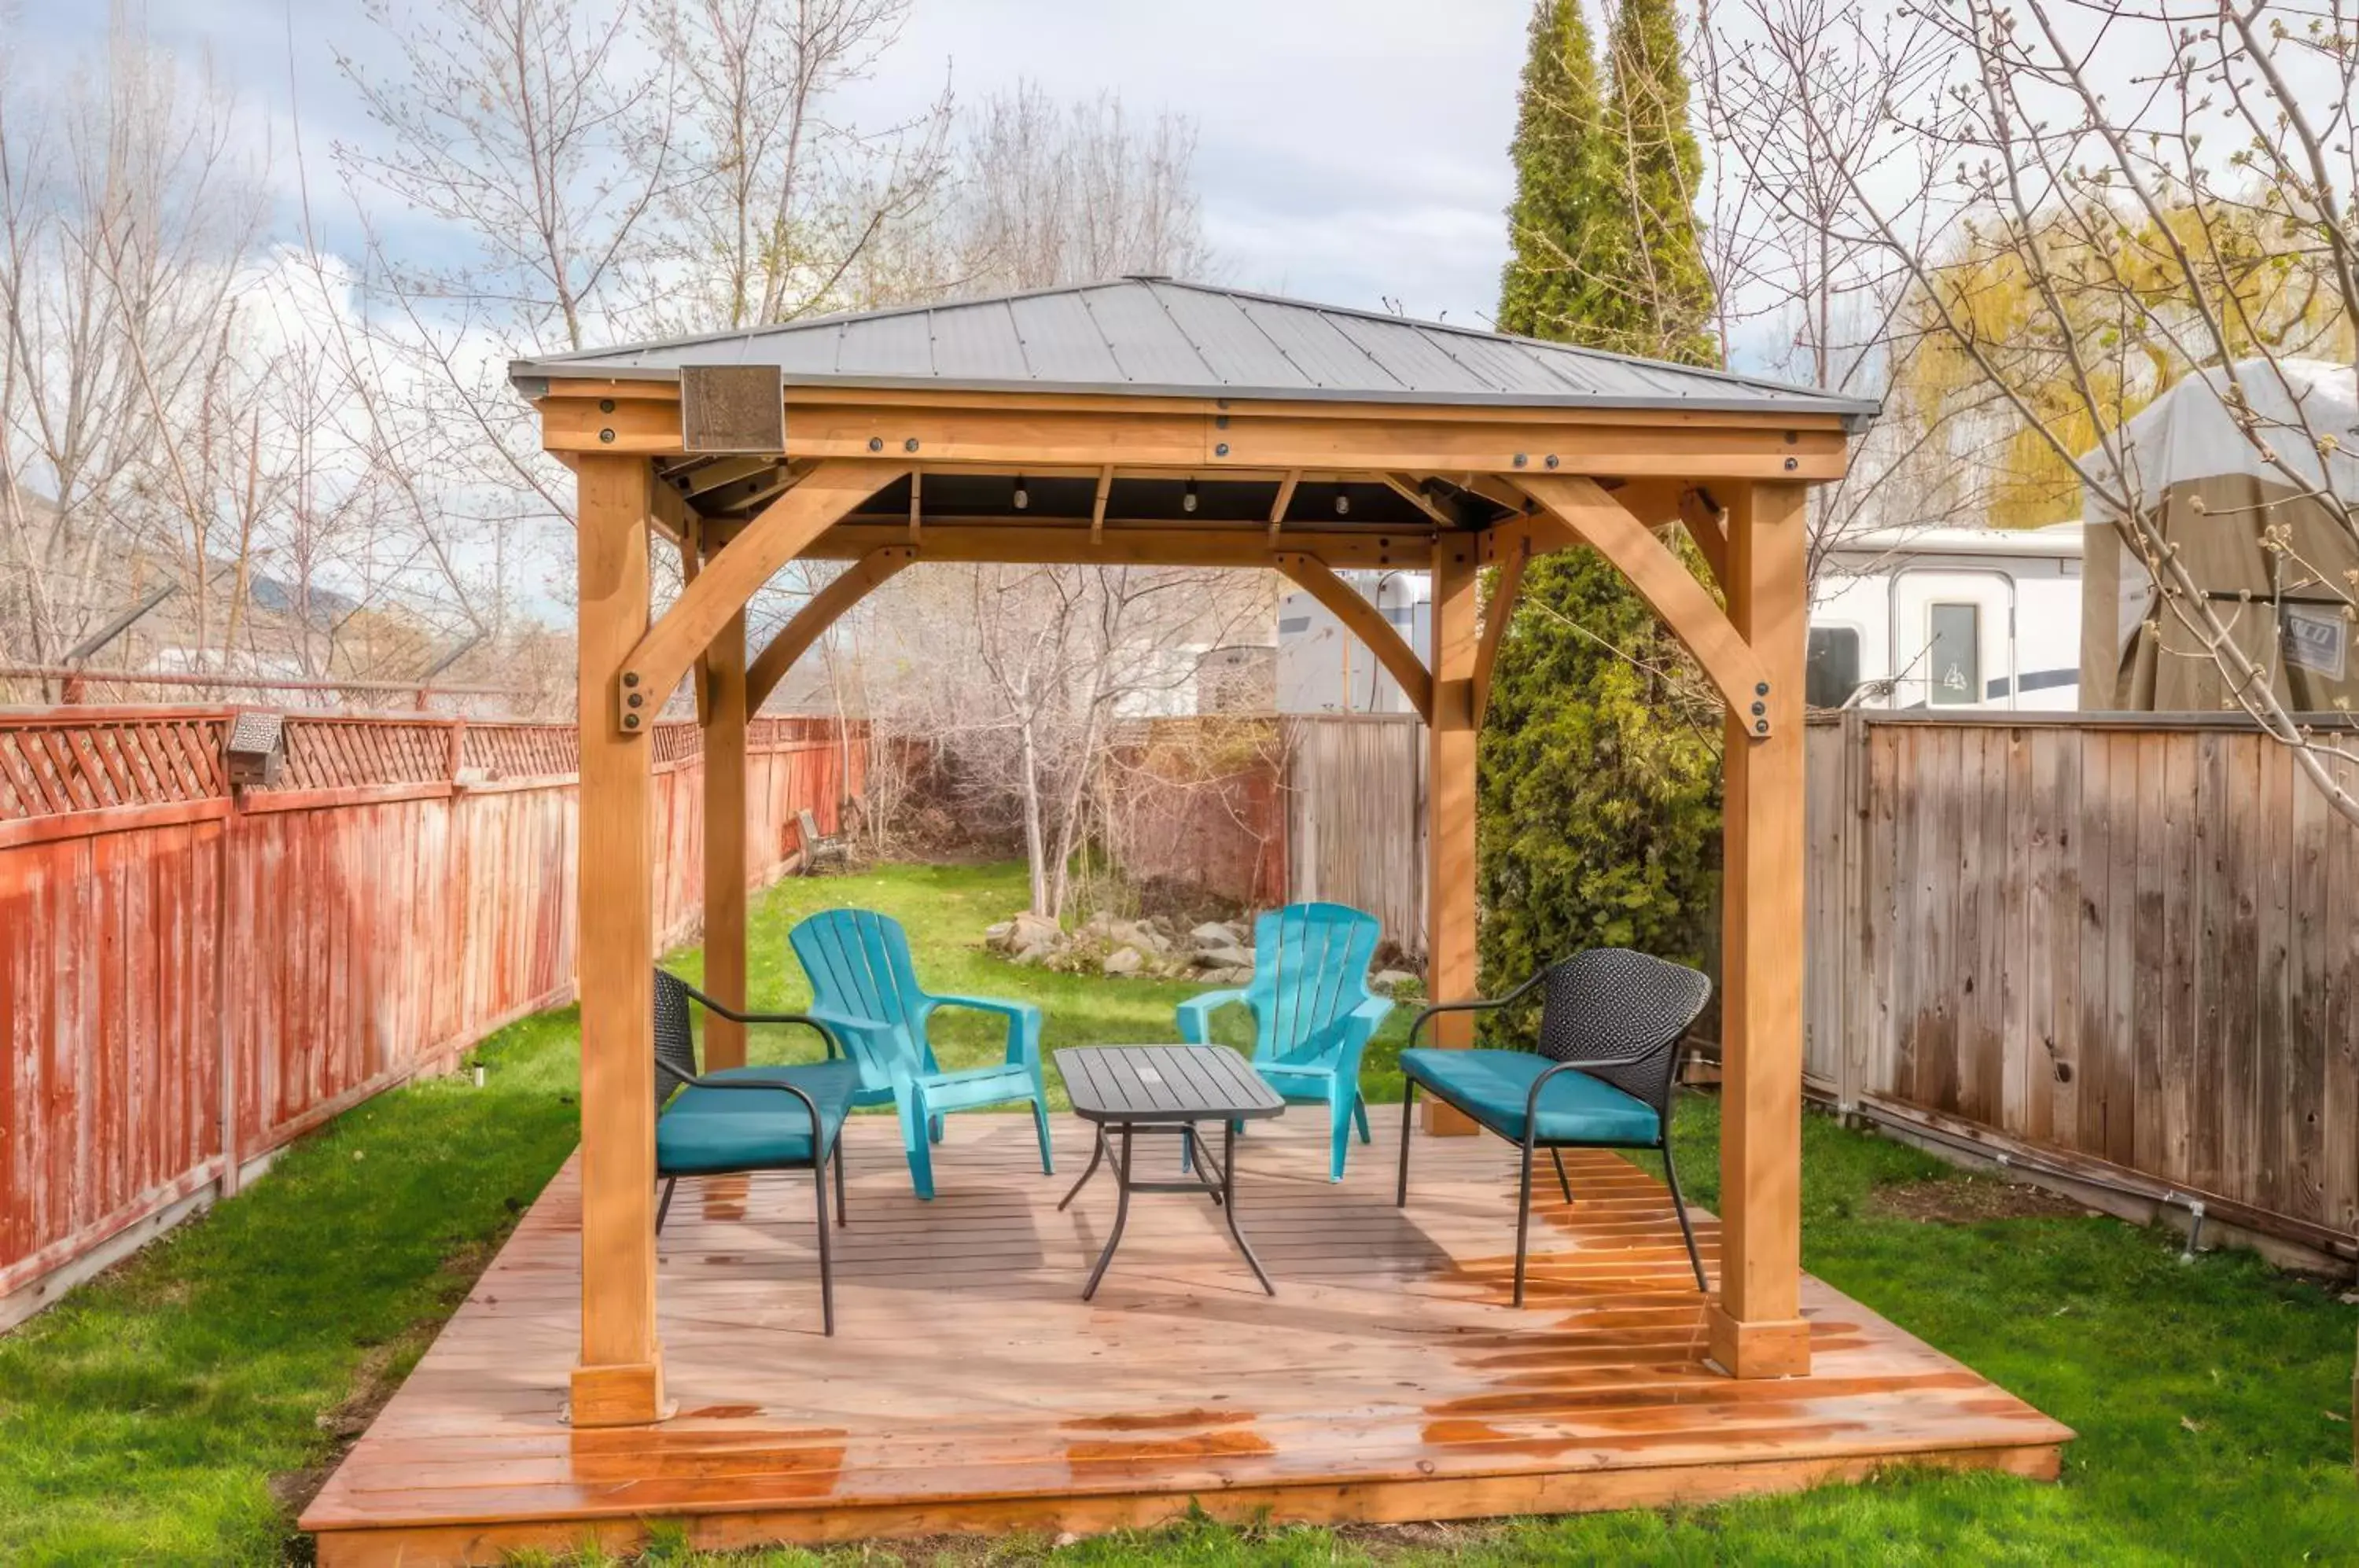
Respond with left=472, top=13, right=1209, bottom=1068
left=1221, top=1121, right=1275, bottom=1296
left=1057, top=1124, right=1108, bottom=1213
left=1081, top=1124, right=1134, bottom=1301
left=1183, top=1123, right=1225, bottom=1204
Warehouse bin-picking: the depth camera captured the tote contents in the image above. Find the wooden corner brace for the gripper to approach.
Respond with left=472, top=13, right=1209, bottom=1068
left=745, top=545, right=918, bottom=711
left=1273, top=550, right=1434, bottom=723
left=615, top=460, right=907, bottom=733
left=1511, top=473, right=1776, bottom=734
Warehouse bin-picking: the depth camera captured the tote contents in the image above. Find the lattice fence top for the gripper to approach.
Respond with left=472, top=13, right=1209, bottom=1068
left=462, top=724, right=578, bottom=779
left=0, top=711, right=231, bottom=819
left=0, top=706, right=865, bottom=819
left=277, top=719, right=454, bottom=791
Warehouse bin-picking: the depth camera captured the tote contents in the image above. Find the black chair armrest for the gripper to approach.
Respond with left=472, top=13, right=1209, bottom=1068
left=1406, top=963, right=1555, bottom=1048
left=1520, top=1036, right=1687, bottom=1124
left=681, top=980, right=843, bottom=1059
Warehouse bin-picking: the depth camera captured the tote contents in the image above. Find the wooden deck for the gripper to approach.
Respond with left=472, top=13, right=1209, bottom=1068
left=303, top=1111, right=2072, bottom=1564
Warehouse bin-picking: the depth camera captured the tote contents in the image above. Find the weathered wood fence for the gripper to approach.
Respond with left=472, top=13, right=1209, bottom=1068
left=1805, top=710, right=2359, bottom=1260
left=1121, top=708, right=2359, bottom=1257
left=0, top=707, right=861, bottom=1322
left=1105, top=716, right=1420, bottom=936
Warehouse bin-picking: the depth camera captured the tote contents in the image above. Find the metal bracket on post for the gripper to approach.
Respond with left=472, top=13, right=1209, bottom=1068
left=618, top=669, right=648, bottom=734
left=1746, top=680, right=1774, bottom=738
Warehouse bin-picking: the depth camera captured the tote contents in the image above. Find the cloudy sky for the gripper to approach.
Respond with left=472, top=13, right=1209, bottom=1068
left=17, top=0, right=1533, bottom=327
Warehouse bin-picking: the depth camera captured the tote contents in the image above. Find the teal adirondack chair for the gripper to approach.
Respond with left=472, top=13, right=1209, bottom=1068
left=1176, top=902, right=1391, bottom=1181
left=788, top=908, right=1052, bottom=1199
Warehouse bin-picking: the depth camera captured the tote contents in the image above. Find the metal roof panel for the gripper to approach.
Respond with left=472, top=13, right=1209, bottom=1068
left=926, top=300, right=1029, bottom=381
left=833, top=311, right=935, bottom=378
left=1148, top=285, right=1317, bottom=389
left=1074, top=283, right=1220, bottom=387
left=1231, top=297, right=1408, bottom=392
left=1004, top=292, right=1128, bottom=384
left=1323, top=314, right=1496, bottom=394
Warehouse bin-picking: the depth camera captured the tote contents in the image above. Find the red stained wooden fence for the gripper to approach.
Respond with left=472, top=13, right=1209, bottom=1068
left=0, top=707, right=863, bottom=1320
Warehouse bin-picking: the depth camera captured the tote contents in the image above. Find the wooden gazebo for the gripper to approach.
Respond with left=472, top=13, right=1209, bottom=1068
left=304, top=282, right=2068, bottom=1562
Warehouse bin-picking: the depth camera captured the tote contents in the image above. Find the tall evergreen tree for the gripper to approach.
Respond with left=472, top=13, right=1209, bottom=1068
left=1478, top=0, right=1724, bottom=1006
left=1596, top=0, right=1716, bottom=363
left=1497, top=0, right=1612, bottom=341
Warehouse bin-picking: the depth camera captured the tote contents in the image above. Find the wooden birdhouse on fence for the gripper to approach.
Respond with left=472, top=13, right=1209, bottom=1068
left=224, top=710, right=285, bottom=790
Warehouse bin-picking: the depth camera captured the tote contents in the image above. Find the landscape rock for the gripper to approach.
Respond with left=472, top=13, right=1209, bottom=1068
left=1191, top=921, right=1245, bottom=951
left=1370, top=968, right=1420, bottom=996
left=986, top=908, right=1251, bottom=981
left=1110, top=919, right=1170, bottom=956
left=1007, top=911, right=1060, bottom=951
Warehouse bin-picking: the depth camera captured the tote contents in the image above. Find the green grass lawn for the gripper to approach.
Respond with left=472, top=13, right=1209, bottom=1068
left=2, top=861, right=2355, bottom=1564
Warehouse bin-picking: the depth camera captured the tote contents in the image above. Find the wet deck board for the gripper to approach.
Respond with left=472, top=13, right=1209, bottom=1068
left=303, top=1113, right=2070, bottom=1564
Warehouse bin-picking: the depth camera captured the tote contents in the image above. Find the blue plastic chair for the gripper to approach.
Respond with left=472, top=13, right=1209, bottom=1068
left=788, top=908, right=1053, bottom=1199
left=1176, top=902, right=1391, bottom=1181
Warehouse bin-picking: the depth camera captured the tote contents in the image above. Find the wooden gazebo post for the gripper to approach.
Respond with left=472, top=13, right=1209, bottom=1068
left=1709, top=480, right=1811, bottom=1378
left=571, top=451, right=666, bottom=1426
left=1422, top=529, right=1481, bottom=1134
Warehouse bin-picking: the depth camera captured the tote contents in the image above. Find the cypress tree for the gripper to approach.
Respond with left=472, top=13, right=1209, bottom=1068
left=1595, top=0, right=1716, bottom=363
left=1497, top=0, right=1612, bottom=342
left=1478, top=0, right=1724, bottom=1004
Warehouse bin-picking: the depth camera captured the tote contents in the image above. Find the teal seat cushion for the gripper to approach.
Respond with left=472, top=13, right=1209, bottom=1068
left=657, top=1061, right=859, bottom=1176
left=1399, top=1047, right=1661, bottom=1145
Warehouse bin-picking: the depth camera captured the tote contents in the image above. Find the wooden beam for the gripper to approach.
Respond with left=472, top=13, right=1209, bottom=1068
left=908, top=469, right=922, bottom=544
left=806, top=521, right=1434, bottom=570
left=745, top=547, right=917, bottom=711
left=1709, top=480, right=1812, bottom=1380
left=537, top=396, right=1853, bottom=480
left=1472, top=532, right=1529, bottom=730
left=679, top=517, right=710, bottom=727
left=1679, top=484, right=1730, bottom=591
left=1269, top=469, right=1301, bottom=543
left=1091, top=466, right=1113, bottom=540
left=615, top=461, right=904, bottom=734
left=1380, top=473, right=1452, bottom=527
left=1422, top=532, right=1481, bottom=1136
left=538, top=374, right=1857, bottom=432
left=646, top=466, right=687, bottom=550
left=1513, top=473, right=1773, bottom=727
left=570, top=452, right=667, bottom=1427
left=1273, top=552, right=1434, bottom=723
left=701, top=598, right=749, bottom=1070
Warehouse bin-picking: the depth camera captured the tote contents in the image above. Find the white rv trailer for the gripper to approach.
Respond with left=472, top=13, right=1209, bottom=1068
left=1809, top=521, right=2085, bottom=712
left=1273, top=523, right=2085, bottom=716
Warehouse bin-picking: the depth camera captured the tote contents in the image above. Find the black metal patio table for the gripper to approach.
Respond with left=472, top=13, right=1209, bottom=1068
left=1052, top=1044, right=1287, bottom=1299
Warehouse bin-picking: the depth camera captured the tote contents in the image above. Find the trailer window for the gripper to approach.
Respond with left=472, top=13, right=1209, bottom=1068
left=1806, top=627, right=1861, bottom=708
left=1928, top=602, right=1981, bottom=706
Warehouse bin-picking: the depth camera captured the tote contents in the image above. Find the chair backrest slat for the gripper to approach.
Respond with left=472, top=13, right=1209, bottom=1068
left=1246, top=902, right=1381, bottom=1063
left=790, top=908, right=926, bottom=1082
left=1534, top=948, right=1712, bottom=1114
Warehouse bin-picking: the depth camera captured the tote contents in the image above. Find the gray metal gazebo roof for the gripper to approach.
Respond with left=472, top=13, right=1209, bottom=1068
left=510, top=278, right=1879, bottom=426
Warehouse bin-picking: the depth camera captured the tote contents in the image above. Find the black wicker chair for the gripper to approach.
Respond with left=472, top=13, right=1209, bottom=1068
left=1395, top=948, right=1713, bottom=1306
left=653, top=968, right=859, bottom=1333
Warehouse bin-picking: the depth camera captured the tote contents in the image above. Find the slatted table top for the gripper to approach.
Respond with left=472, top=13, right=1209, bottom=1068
left=1054, top=1044, right=1287, bottom=1123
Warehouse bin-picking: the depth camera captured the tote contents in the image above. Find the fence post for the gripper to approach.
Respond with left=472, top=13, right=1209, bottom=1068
left=1838, top=707, right=1865, bottom=1113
